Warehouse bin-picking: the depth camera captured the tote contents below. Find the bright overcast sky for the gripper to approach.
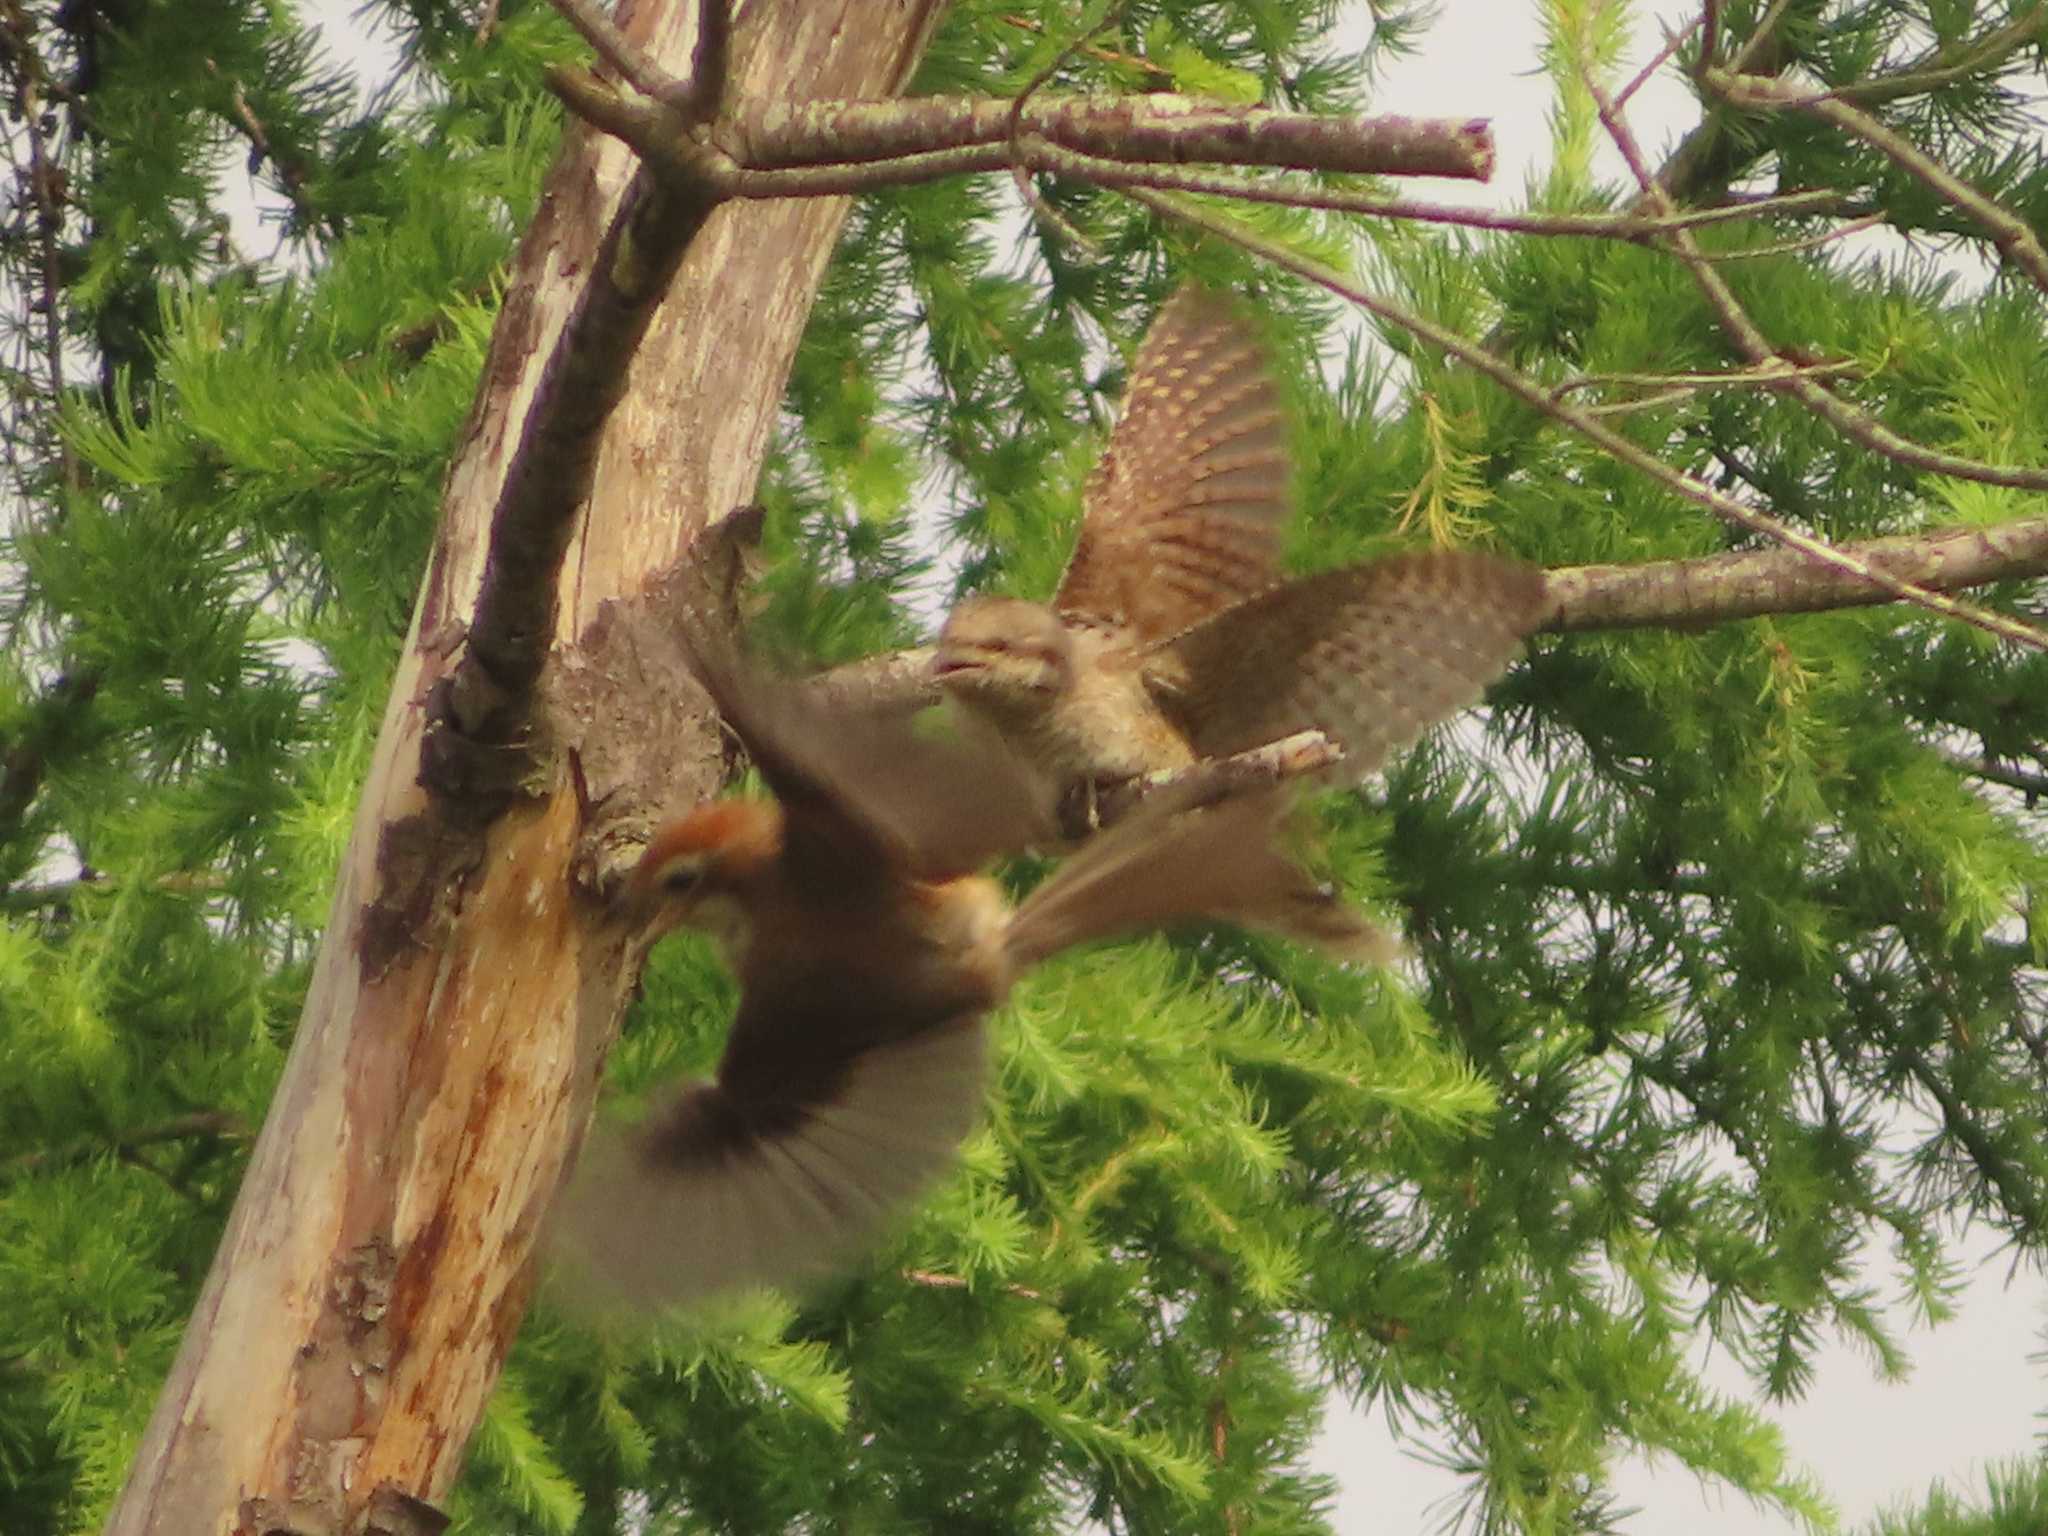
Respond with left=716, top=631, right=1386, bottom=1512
left=285, top=3, right=2048, bottom=1532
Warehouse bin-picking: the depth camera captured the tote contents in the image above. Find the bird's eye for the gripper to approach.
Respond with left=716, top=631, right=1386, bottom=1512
left=660, top=861, right=705, bottom=893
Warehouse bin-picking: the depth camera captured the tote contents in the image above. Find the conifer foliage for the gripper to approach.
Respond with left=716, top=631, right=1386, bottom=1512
left=2, top=1, right=2046, bottom=1533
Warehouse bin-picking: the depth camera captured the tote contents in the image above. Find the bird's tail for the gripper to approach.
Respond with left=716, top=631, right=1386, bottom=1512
left=548, top=1016, right=987, bottom=1314
left=1004, top=787, right=1394, bottom=971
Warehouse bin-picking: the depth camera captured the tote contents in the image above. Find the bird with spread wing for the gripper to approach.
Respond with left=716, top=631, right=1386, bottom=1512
left=552, top=608, right=1378, bottom=1312
left=933, top=284, right=1547, bottom=808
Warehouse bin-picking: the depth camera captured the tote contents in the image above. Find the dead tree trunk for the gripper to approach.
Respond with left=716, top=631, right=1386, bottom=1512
left=102, top=3, right=946, bottom=1532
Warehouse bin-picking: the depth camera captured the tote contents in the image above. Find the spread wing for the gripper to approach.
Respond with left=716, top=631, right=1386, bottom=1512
left=551, top=993, right=989, bottom=1311
left=1145, top=552, right=1547, bottom=781
left=1054, top=285, right=1292, bottom=643
left=678, top=606, right=1058, bottom=882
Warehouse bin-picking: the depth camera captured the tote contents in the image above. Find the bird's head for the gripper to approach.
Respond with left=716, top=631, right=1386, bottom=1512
left=627, top=799, right=783, bottom=949
left=932, top=597, right=1075, bottom=710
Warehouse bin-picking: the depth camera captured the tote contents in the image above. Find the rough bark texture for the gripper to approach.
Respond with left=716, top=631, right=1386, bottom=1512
left=1543, top=515, right=2048, bottom=633
left=102, top=2, right=947, bottom=1533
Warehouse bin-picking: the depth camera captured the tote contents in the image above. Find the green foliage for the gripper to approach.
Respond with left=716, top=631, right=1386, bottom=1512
left=4, top=1, right=2048, bottom=1534
left=1866, top=1459, right=2048, bottom=1536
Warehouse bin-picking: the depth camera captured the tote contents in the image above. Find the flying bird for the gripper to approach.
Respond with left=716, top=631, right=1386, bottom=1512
left=933, top=284, right=1548, bottom=808
left=552, top=614, right=1378, bottom=1312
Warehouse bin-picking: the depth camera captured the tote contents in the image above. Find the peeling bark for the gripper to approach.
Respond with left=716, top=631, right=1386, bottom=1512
left=101, top=2, right=948, bottom=1532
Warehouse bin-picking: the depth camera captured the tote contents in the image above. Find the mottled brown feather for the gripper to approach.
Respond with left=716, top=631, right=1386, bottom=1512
left=1145, top=551, right=1547, bottom=781
left=1055, top=285, right=1292, bottom=643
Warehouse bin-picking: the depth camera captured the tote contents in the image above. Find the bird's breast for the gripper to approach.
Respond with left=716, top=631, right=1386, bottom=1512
left=1056, top=630, right=1198, bottom=781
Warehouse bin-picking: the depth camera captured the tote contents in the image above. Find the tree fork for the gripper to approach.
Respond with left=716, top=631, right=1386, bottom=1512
left=100, top=1, right=948, bottom=1531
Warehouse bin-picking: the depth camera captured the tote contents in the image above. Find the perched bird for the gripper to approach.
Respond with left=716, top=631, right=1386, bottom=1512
left=933, top=284, right=1548, bottom=804
left=552, top=618, right=1377, bottom=1312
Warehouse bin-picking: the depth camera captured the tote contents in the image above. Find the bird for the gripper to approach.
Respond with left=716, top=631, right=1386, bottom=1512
left=932, top=283, right=1548, bottom=811
left=550, top=610, right=1380, bottom=1313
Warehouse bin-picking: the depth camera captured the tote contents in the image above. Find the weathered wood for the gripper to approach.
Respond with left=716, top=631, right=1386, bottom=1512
left=103, top=2, right=948, bottom=1531
left=1541, top=515, right=2048, bottom=633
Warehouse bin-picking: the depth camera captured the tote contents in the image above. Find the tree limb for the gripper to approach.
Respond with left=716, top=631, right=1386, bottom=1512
left=102, top=0, right=952, bottom=1529
left=548, top=69, right=1496, bottom=190
left=423, top=0, right=735, bottom=814
left=1542, top=517, right=2048, bottom=633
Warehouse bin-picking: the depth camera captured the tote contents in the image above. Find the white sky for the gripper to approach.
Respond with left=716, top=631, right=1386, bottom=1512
left=282, top=3, right=2048, bottom=1532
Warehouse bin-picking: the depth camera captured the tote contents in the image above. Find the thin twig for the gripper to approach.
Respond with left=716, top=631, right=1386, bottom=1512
left=997, top=11, right=1165, bottom=79
left=549, top=0, right=679, bottom=100
left=1025, top=140, right=1851, bottom=240
left=1005, top=3, right=1124, bottom=255
left=1700, top=211, right=1885, bottom=260
left=1589, top=45, right=2048, bottom=500
left=1710, top=67, right=2048, bottom=296
left=1616, top=12, right=1701, bottom=109
left=1549, top=356, right=1860, bottom=404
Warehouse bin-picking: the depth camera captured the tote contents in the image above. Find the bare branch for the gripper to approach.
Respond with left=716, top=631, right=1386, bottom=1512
left=547, top=76, right=1496, bottom=191
left=1544, top=516, right=2048, bottom=633
left=735, top=95, right=1492, bottom=179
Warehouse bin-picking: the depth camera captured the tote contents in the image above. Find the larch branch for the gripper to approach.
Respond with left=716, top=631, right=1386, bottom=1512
left=1709, top=67, right=2048, bottom=296
left=1589, top=32, right=2048, bottom=502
